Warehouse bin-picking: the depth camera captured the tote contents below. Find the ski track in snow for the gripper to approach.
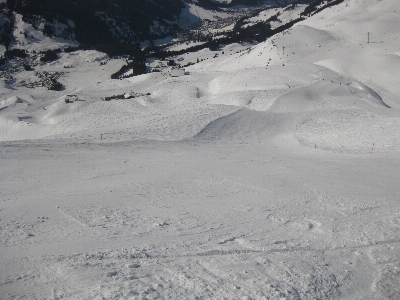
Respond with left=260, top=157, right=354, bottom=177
left=1, top=0, right=400, bottom=299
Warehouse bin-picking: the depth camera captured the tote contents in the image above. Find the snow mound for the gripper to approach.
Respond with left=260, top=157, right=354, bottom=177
left=209, top=91, right=254, bottom=107
left=270, top=79, right=390, bottom=113
left=193, top=109, right=291, bottom=143
left=42, top=98, right=76, bottom=124
left=195, top=76, right=396, bottom=152
left=268, top=82, right=328, bottom=113
left=0, top=96, right=26, bottom=107
left=347, top=81, right=389, bottom=108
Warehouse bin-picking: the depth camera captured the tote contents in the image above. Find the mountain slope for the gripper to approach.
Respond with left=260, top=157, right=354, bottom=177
left=1, top=0, right=400, bottom=299
left=6, top=0, right=185, bottom=45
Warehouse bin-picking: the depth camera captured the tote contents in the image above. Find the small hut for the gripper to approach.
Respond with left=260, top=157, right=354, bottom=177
left=65, top=94, right=78, bottom=103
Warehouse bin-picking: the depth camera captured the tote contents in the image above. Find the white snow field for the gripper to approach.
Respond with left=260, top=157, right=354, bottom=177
left=1, top=0, right=400, bottom=299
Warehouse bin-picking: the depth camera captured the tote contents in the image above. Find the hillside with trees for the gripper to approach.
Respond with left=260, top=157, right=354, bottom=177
left=5, top=0, right=185, bottom=45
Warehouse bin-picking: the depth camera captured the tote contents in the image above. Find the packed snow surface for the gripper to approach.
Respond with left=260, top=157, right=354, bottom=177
left=1, top=0, right=400, bottom=299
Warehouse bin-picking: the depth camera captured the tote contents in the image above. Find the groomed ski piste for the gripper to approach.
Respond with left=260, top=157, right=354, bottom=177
left=1, top=0, right=400, bottom=299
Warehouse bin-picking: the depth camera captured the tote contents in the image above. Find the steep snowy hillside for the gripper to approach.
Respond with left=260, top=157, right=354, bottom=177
left=1, top=0, right=400, bottom=299
left=5, top=0, right=184, bottom=44
left=0, top=0, right=295, bottom=51
left=0, top=0, right=323, bottom=54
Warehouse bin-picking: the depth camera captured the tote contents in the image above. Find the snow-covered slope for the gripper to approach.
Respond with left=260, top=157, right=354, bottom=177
left=1, top=0, right=400, bottom=299
left=9, top=13, right=78, bottom=53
